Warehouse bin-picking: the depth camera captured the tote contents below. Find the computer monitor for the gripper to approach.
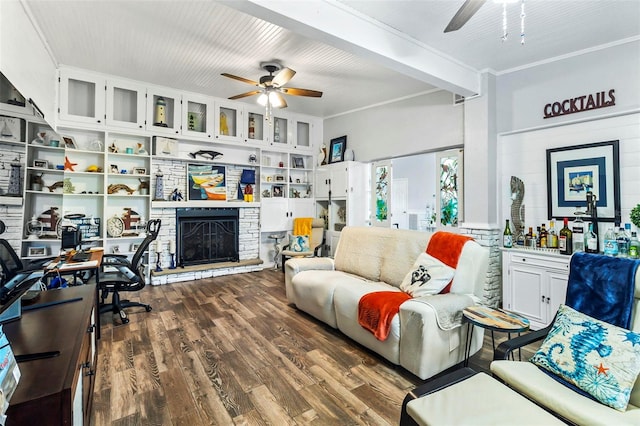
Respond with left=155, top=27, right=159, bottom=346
left=61, top=226, right=82, bottom=250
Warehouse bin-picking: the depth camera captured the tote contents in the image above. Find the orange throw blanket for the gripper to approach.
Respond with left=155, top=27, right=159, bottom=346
left=293, top=217, right=313, bottom=238
left=426, top=231, right=472, bottom=294
left=358, top=291, right=412, bottom=341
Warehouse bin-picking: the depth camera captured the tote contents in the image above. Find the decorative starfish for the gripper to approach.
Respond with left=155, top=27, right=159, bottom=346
left=596, top=363, right=609, bottom=376
left=64, top=156, right=77, bottom=171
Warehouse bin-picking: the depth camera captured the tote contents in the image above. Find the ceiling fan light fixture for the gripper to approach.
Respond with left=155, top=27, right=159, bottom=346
left=257, top=92, right=268, bottom=106
left=268, top=91, right=285, bottom=108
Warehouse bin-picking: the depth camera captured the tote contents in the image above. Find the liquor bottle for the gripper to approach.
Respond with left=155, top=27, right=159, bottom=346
left=559, top=217, right=573, bottom=255
left=503, top=219, right=513, bottom=248
left=572, top=215, right=585, bottom=253
left=617, top=224, right=630, bottom=258
left=629, top=231, right=639, bottom=259
left=525, top=227, right=534, bottom=248
left=548, top=220, right=558, bottom=249
left=585, top=223, right=599, bottom=253
left=536, top=226, right=541, bottom=248
left=539, top=223, right=548, bottom=248
left=603, top=226, right=618, bottom=256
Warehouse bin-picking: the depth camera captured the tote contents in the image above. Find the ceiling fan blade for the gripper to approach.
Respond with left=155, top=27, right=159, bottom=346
left=228, top=90, right=262, bottom=100
left=281, top=87, right=323, bottom=98
left=444, top=0, right=486, bottom=33
left=221, top=73, right=260, bottom=86
left=271, top=67, right=296, bottom=87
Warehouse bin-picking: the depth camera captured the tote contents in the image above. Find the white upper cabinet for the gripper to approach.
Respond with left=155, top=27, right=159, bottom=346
left=292, top=115, right=316, bottom=152
left=58, top=68, right=106, bottom=126
left=214, top=100, right=243, bottom=142
left=182, top=94, right=215, bottom=139
left=146, top=88, right=182, bottom=135
left=106, top=79, right=146, bottom=130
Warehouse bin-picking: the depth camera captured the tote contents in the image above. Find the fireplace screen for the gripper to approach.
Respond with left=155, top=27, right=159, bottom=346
left=176, top=208, right=239, bottom=266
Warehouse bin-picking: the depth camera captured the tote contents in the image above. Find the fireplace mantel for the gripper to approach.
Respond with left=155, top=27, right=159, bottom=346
left=151, top=201, right=260, bottom=209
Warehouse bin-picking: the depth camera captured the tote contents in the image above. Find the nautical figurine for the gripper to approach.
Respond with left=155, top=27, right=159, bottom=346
left=154, top=96, right=167, bottom=127
left=510, top=176, right=526, bottom=245
left=153, top=168, right=164, bottom=201
left=7, top=158, right=22, bottom=195
left=188, top=150, right=223, bottom=160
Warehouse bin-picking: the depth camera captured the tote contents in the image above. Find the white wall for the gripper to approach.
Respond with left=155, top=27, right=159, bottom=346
left=496, top=40, right=640, bottom=133
left=392, top=153, right=436, bottom=211
left=323, top=90, right=462, bottom=162
left=496, top=39, right=640, bottom=238
left=499, top=113, right=640, bottom=239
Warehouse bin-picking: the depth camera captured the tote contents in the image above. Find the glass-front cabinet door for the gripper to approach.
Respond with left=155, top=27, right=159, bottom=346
left=214, top=101, right=242, bottom=142
left=182, top=94, right=214, bottom=139
left=292, top=115, right=315, bottom=152
left=59, top=68, right=106, bottom=126
left=106, top=79, right=146, bottom=130
left=269, top=115, right=289, bottom=147
left=244, top=106, right=266, bottom=144
left=145, top=88, right=182, bottom=135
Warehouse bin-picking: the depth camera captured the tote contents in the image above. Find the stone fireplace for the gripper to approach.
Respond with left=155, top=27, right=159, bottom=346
left=176, top=207, right=239, bottom=266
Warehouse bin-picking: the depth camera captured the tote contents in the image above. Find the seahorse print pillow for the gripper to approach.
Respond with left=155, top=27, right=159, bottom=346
left=530, top=304, right=640, bottom=411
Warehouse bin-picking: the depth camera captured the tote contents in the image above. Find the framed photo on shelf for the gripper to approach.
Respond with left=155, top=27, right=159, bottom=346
left=275, top=175, right=285, bottom=182
left=61, top=135, right=77, bottom=149
left=133, top=167, right=146, bottom=175
left=546, top=140, right=620, bottom=222
left=0, top=115, right=25, bottom=142
left=292, top=156, right=305, bottom=169
left=33, top=159, right=48, bottom=169
left=27, top=246, right=47, bottom=257
left=110, top=164, right=119, bottom=174
left=130, top=243, right=141, bottom=252
left=329, top=135, right=347, bottom=164
left=272, top=185, right=284, bottom=198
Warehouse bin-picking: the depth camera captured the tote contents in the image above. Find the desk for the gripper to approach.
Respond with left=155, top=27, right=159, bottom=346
left=45, top=249, right=103, bottom=339
left=462, top=306, right=529, bottom=366
left=5, top=286, right=97, bottom=425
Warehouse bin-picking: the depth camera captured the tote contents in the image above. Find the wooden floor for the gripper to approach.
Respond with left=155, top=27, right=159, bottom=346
left=92, top=269, right=535, bottom=425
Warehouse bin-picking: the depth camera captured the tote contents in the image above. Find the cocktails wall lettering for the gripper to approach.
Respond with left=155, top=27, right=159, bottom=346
left=543, top=89, right=615, bottom=119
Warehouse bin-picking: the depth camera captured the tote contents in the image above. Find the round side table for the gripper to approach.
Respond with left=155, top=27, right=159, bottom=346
left=462, top=306, right=530, bottom=366
left=268, top=234, right=284, bottom=270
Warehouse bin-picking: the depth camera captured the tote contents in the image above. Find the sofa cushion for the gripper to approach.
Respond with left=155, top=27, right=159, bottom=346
left=291, top=270, right=367, bottom=328
left=399, top=252, right=455, bottom=297
left=333, top=227, right=389, bottom=282
left=288, top=234, right=310, bottom=252
left=530, top=304, right=640, bottom=411
left=491, top=360, right=640, bottom=425
left=378, top=229, right=431, bottom=287
left=333, top=281, right=402, bottom=364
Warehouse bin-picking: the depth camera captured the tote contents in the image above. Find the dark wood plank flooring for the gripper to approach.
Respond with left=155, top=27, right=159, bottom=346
left=92, top=269, right=537, bottom=425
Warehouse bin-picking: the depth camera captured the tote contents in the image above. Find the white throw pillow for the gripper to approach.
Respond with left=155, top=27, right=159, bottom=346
left=400, top=252, right=456, bottom=297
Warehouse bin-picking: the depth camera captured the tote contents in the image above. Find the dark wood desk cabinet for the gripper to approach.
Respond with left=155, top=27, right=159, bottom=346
left=4, top=286, right=97, bottom=425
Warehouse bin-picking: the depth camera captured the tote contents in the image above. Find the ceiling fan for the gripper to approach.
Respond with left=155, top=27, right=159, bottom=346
left=444, top=0, right=487, bottom=33
left=221, top=62, right=322, bottom=109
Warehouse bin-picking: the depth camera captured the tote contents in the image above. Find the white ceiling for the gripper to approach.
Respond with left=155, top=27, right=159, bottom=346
left=22, top=0, right=640, bottom=118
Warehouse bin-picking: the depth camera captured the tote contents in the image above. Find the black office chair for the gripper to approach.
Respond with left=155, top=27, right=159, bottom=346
left=0, top=220, right=53, bottom=285
left=99, top=219, right=161, bottom=324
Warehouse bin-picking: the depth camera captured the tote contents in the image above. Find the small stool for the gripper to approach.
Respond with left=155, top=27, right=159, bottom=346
left=267, top=234, right=284, bottom=270
left=400, top=368, right=565, bottom=426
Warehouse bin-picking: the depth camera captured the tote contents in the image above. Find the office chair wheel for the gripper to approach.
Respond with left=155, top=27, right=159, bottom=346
left=119, top=310, right=129, bottom=324
left=145, top=306, right=152, bottom=312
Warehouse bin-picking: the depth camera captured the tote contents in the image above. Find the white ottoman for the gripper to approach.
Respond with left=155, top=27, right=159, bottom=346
left=403, top=369, right=565, bottom=425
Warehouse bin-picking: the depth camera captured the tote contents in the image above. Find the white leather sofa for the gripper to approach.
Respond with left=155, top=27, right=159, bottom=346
left=284, top=226, right=490, bottom=380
